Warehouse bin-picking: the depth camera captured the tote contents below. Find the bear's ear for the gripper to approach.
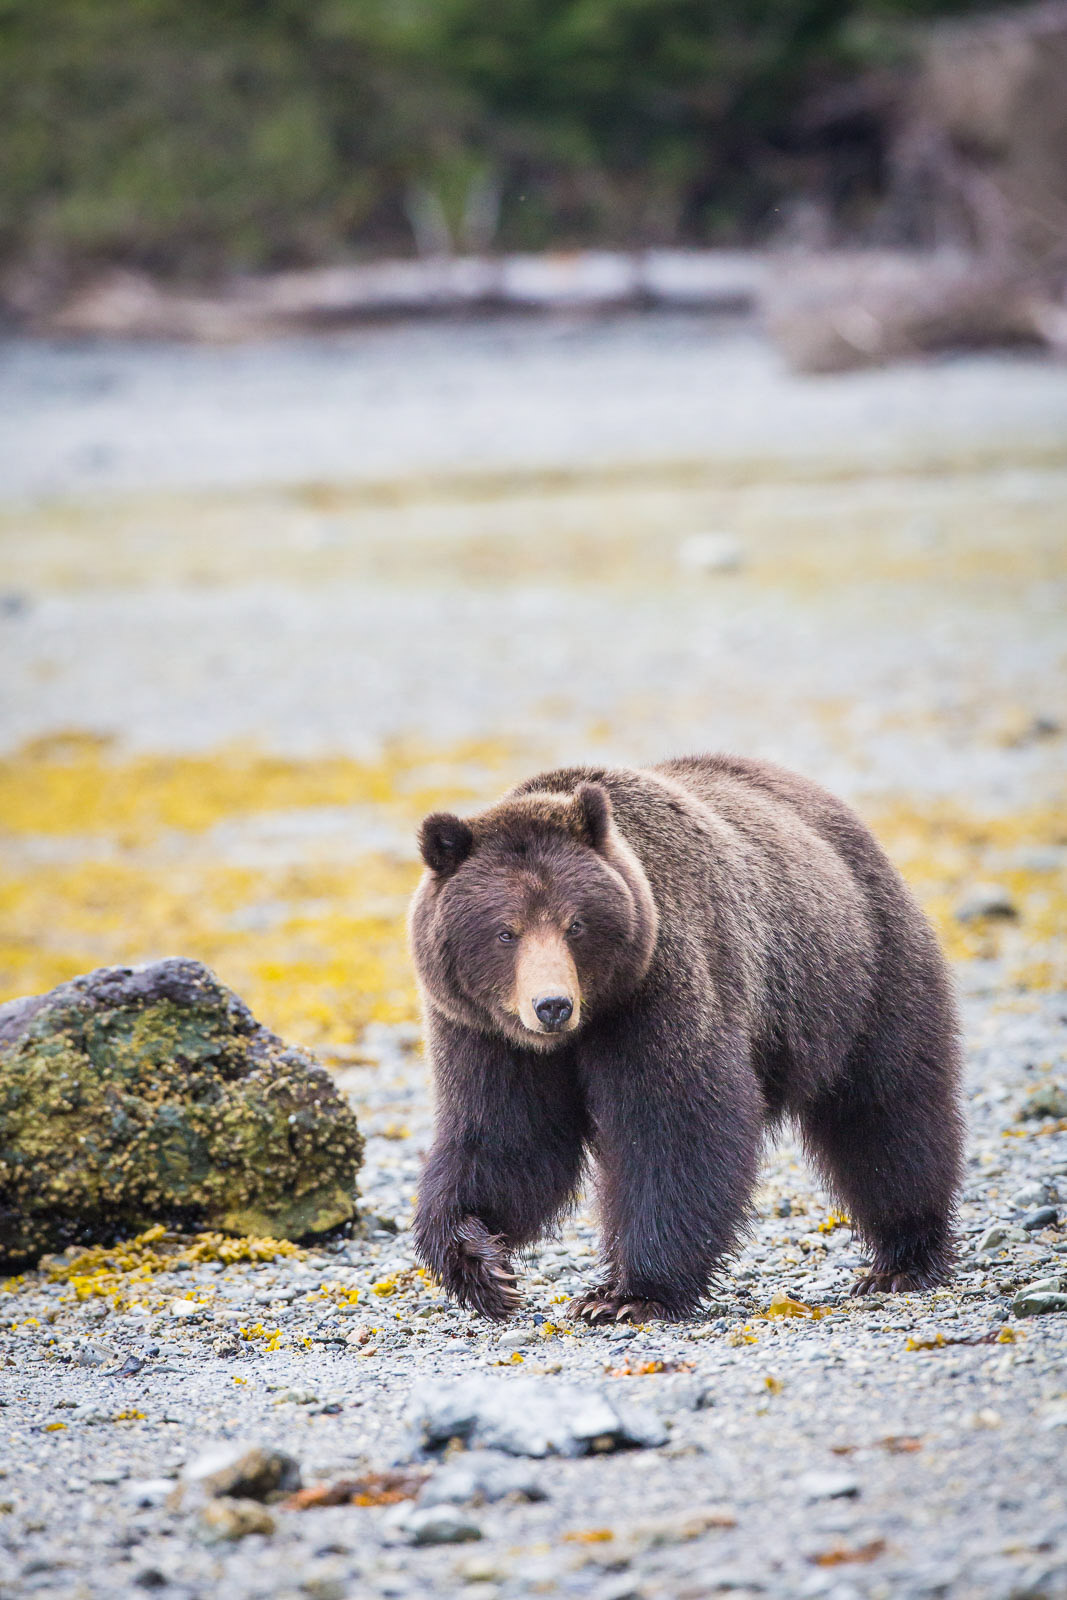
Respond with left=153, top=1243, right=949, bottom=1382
left=575, top=782, right=612, bottom=851
left=419, top=813, right=474, bottom=876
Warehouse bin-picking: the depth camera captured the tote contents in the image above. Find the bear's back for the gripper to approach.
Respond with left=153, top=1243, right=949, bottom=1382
left=509, top=754, right=925, bottom=1083
left=510, top=756, right=875, bottom=993
left=511, top=755, right=873, bottom=935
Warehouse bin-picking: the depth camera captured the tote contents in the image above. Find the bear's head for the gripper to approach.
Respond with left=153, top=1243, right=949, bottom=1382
left=410, top=783, right=658, bottom=1051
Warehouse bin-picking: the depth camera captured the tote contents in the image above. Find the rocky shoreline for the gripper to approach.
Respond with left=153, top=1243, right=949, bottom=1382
left=2, top=987, right=1065, bottom=1600
left=1, top=318, right=1064, bottom=1598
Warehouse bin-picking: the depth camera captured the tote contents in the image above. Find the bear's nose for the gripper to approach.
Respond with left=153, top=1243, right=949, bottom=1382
left=534, top=995, right=573, bottom=1030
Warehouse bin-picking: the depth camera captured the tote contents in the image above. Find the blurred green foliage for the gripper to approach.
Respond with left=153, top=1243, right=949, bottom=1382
left=0, top=0, right=1027, bottom=280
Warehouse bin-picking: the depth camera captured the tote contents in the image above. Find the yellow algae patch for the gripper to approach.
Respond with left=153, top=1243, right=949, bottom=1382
left=239, top=1323, right=285, bottom=1351
left=0, top=854, right=417, bottom=1044
left=1, top=734, right=1063, bottom=1074
left=0, top=732, right=513, bottom=841
left=36, top=1227, right=304, bottom=1311
left=760, top=1293, right=830, bottom=1321
left=865, top=799, right=1067, bottom=989
left=0, top=735, right=519, bottom=1045
left=3, top=453, right=1065, bottom=597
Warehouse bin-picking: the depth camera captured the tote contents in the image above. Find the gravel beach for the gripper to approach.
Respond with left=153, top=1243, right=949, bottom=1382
left=1, top=314, right=1065, bottom=1600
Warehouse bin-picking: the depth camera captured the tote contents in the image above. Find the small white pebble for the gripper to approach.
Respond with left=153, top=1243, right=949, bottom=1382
left=168, top=1299, right=202, bottom=1319
left=676, top=533, right=745, bottom=575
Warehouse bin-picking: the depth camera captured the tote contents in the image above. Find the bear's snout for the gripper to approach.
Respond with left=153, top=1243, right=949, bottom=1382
left=514, top=927, right=581, bottom=1038
left=534, top=994, right=573, bottom=1030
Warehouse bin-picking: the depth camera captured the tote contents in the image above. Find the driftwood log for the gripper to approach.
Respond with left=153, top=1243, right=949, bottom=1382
left=40, top=251, right=767, bottom=342
left=763, top=249, right=1059, bottom=373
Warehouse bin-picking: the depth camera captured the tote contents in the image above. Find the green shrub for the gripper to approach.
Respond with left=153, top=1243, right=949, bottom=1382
left=0, top=0, right=1031, bottom=284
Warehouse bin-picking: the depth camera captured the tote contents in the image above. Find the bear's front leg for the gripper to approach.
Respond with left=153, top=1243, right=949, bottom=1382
left=570, top=1001, right=763, bottom=1324
left=416, top=1207, right=522, bottom=1321
left=413, top=1012, right=588, bottom=1320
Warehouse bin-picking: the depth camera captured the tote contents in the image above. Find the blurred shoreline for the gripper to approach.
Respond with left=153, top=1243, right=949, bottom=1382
left=2, top=311, right=1066, bottom=508
left=27, top=251, right=768, bottom=342
left=13, top=247, right=1067, bottom=371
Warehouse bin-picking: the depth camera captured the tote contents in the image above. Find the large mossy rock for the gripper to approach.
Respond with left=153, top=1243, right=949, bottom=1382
left=0, top=960, right=364, bottom=1267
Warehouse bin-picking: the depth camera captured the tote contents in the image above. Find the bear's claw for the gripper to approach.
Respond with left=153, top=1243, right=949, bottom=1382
left=448, top=1215, right=523, bottom=1320
left=565, top=1289, right=680, bottom=1324
left=851, top=1269, right=927, bottom=1296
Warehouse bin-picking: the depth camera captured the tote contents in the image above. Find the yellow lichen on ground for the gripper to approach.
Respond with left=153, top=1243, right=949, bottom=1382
left=866, top=799, right=1067, bottom=987
left=18, top=1225, right=305, bottom=1313
left=1, top=739, right=1063, bottom=1063
left=3, top=455, right=1065, bottom=598
left=0, top=731, right=511, bottom=842
left=0, top=734, right=519, bottom=1045
left=0, top=851, right=421, bottom=1043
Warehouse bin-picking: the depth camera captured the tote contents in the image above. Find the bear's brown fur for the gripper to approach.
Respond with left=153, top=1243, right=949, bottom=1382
left=410, top=755, right=964, bottom=1322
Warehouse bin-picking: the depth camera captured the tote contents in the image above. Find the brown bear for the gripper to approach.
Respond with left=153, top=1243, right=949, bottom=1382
left=410, top=755, right=963, bottom=1323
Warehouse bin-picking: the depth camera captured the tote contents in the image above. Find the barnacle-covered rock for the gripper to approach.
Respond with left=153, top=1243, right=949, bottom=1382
left=0, top=959, right=363, bottom=1267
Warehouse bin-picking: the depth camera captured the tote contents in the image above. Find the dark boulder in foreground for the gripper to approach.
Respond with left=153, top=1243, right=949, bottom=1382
left=0, top=959, right=364, bottom=1266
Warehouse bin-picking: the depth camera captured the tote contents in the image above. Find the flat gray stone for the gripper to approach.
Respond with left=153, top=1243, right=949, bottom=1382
left=1013, top=1279, right=1067, bottom=1316
left=409, top=1377, right=667, bottom=1458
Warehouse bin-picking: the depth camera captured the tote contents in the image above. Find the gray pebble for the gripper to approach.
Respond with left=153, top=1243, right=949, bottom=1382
left=1019, top=1083, right=1067, bottom=1121
left=385, top=1503, right=483, bottom=1545
left=797, top=1471, right=861, bottom=1502
left=975, top=1223, right=1026, bottom=1254
left=954, top=884, right=1017, bottom=922
left=124, top=1479, right=175, bottom=1509
left=73, top=1341, right=114, bottom=1368
left=1019, top=1206, right=1060, bottom=1231
left=418, top=1450, right=545, bottom=1507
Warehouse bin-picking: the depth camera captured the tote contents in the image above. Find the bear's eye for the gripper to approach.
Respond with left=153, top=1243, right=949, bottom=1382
left=497, top=928, right=518, bottom=944
left=566, top=918, right=584, bottom=938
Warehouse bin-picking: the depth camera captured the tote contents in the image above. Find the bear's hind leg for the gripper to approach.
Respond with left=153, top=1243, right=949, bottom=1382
left=799, top=1021, right=964, bottom=1296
